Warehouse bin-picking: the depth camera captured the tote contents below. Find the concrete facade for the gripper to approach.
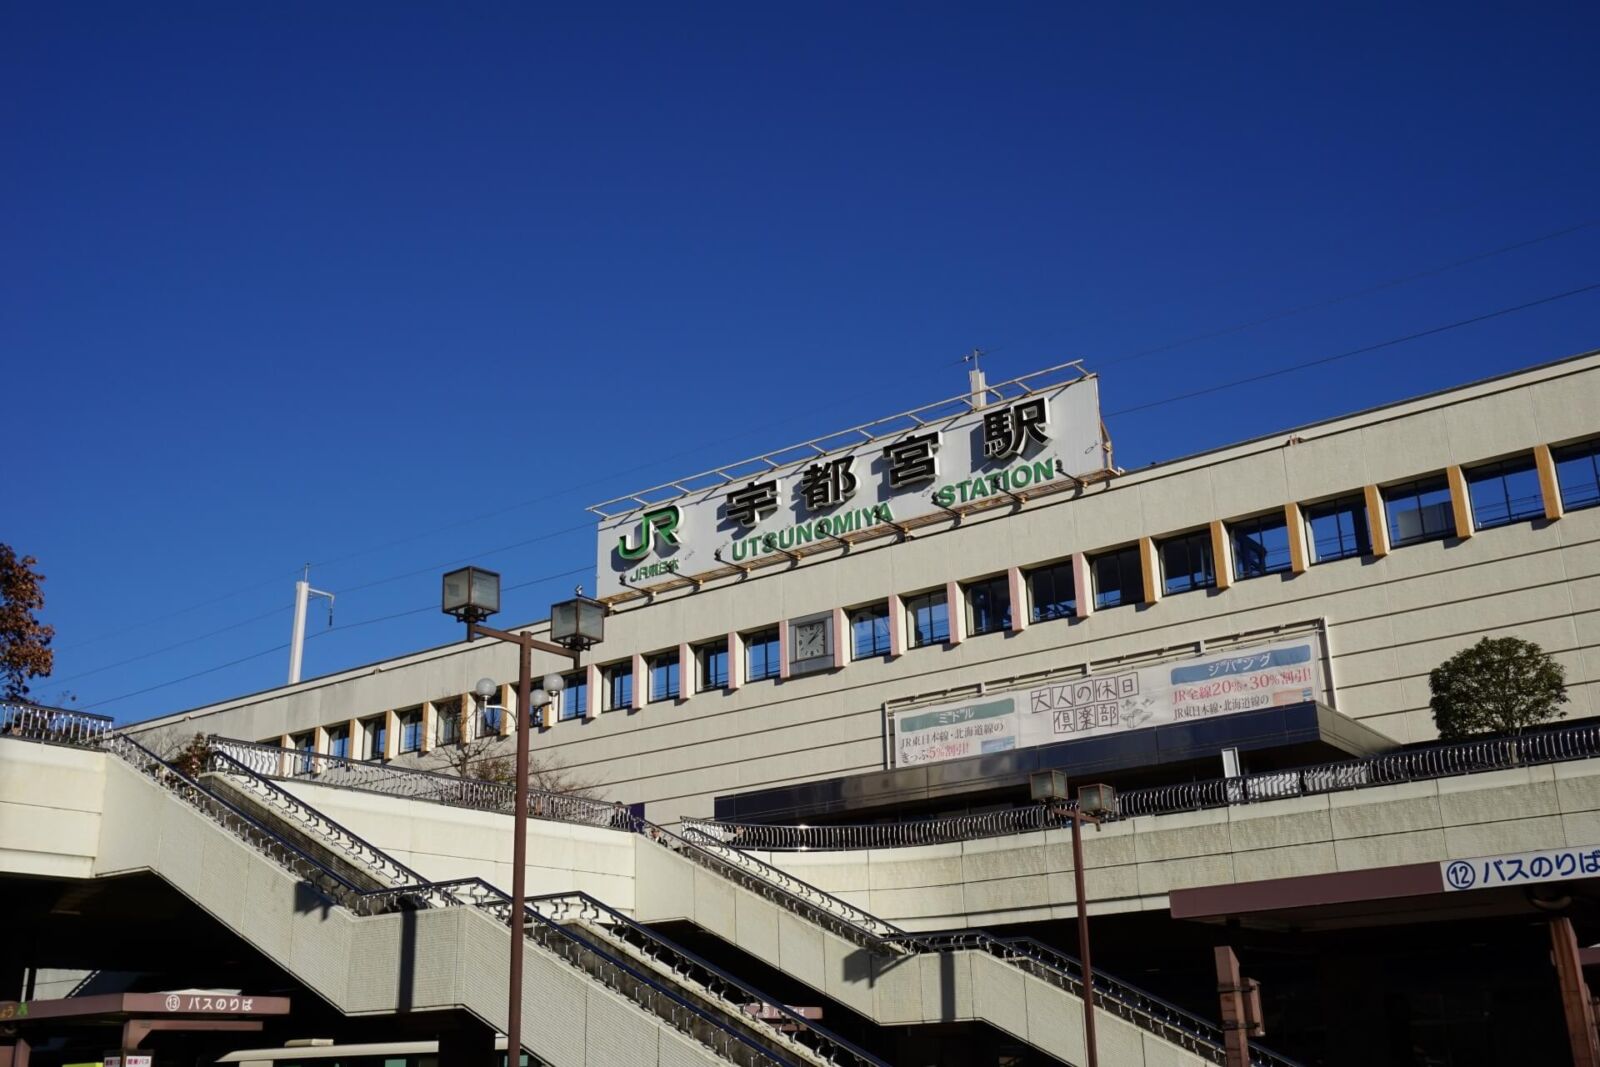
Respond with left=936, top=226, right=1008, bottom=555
left=123, top=351, right=1600, bottom=823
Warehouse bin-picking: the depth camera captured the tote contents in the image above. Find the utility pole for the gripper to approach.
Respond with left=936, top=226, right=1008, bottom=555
left=287, top=565, right=334, bottom=684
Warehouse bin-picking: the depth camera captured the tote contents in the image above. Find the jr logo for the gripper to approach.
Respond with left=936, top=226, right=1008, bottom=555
left=617, top=505, right=682, bottom=561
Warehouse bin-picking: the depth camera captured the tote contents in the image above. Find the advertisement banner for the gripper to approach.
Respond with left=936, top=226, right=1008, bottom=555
left=891, top=635, right=1323, bottom=768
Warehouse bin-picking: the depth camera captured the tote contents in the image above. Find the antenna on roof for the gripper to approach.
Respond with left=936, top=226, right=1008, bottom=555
left=288, top=565, right=335, bottom=685
left=963, top=348, right=988, bottom=410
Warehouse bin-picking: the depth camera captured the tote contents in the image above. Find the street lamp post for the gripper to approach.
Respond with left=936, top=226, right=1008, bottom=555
left=1031, top=771, right=1116, bottom=1067
left=442, top=567, right=605, bottom=1067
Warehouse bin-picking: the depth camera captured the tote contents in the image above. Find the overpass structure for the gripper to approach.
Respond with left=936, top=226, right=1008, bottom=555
left=3, top=711, right=1282, bottom=1067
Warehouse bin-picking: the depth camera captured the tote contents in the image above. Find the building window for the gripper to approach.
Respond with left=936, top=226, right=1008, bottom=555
left=1026, top=561, right=1075, bottom=623
left=603, top=662, right=634, bottom=711
left=850, top=603, right=892, bottom=659
left=1159, top=530, right=1215, bottom=595
left=745, top=628, right=781, bottom=682
left=397, top=707, right=423, bottom=753
left=1303, top=495, right=1370, bottom=564
left=697, top=639, right=729, bottom=690
left=434, top=697, right=461, bottom=746
left=362, top=715, right=387, bottom=761
left=1384, top=476, right=1454, bottom=547
left=479, top=692, right=503, bottom=737
left=559, top=672, right=588, bottom=721
left=1230, top=512, right=1292, bottom=579
left=904, top=590, right=949, bottom=648
left=1466, top=455, right=1543, bottom=530
left=327, top=723, right=350, bottom=760
left=648, top=651, right=681, bottom=702
left=964, top=574, right=1011, bottom=637
left=1554, top=438, right=1600, bottom=512
left=1090, top=546, right=1144, bottom=610
left=290, top=732, right=314, bottom=775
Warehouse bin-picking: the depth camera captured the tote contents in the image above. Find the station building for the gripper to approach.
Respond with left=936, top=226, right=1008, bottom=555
left=7, top=348, right=1600, bottom=1067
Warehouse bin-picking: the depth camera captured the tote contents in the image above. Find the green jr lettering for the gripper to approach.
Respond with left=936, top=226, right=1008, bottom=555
left=617, top=505, right=683, bottom=561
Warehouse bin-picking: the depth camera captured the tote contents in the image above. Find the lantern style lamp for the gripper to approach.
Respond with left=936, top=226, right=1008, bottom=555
left=1077, top=782, right=1118, bottom=818
left=441, top=566, right=501, bottom=626
left=550, top=590, right=606, bottom=651
left=1029, top=769, right=1069, bottom=803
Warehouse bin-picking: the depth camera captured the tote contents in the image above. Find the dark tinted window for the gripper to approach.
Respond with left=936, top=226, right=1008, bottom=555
left=746, top=628, right=781, bottom=681
left=559, top=673, right=587, bottom=720
left=1090, top=546, right=1144, bottom=609
left=1554, top=439, right=1600, bottom=512
left=905, top=590, right=949, bottom=647
left=698, top=640, right=729, bottom=690
left=1304, top=496, right=1370, bottom=563
left=1159, top=530, right=1215, bottom=595
left=397, top=708, right=423, bottom=753
left=850, top=604, right=892, bottom=658
left=1466, top=456, right=1543, bottom=529
left=964, top=574, right=1011, bottom=636
left=1230, top=512, right=1292, bottom=579
left=1026, top=561, right=1076, bottom=622
left=604, top=663, right=633, bottom=710
left=1384, top=477, right=1454, bottom=547
left=648, top=652, right=680, bottom=702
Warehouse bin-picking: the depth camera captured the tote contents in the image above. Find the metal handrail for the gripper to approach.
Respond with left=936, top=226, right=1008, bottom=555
left=208, top=735, right=620, bottom=828
left=210, top=738, right=910, bottom=948
left=527, top=891, right=888, bottom=1067
left=684, top=720, right=1600, bottom=852
left=197, top=736, right=1309, bottom=1064
left=199, top=741, right=872, bottom=1066
left=195, top=746, right=881, bottom=1065
left=203, top=747, right=436, bottom=892
left=199, top=734, right=1301, bottom=1064
left=76, top=733, right=799, bottom=1067
left=1, top=701, right=113, bottom=745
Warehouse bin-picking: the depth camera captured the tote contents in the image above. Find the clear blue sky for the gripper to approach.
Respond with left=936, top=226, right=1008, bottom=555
left=5, top=3, right=1597, bottom=723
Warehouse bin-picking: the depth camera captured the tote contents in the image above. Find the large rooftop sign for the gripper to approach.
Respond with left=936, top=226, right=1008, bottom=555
left=889, top=635, right=1325, bottom=768
left=588, top=362, right=1109, bottom=598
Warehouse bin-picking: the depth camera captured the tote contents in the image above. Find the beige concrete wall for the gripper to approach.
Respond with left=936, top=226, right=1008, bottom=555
left=124, top=352, right=1600, bottom=823
left=757, top=756, right=1600, bottom=930
left=633, top=831, right=1213, bottom=1065
left=0, top=740, right=105, bottom=879
left=81, top=755, right=735, bottom=1067
left=278, top=779, right=637, bottom=911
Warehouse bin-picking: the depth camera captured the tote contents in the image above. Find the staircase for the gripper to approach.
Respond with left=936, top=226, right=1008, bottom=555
left=208, top=736, right=1303, bottom=1067
left=55, top=731, right=844, bottom=1067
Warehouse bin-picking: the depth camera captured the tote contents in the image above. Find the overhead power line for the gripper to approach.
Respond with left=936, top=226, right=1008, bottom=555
left=50, top=603, right=288, bottom=687
left=1099, top=219, right=1598, bottom=370
left=1105, top=282, right=1600, bottom=419
left=63, top=219, right=1597, bottom=676
left=87, top=564, right=592, bottom=710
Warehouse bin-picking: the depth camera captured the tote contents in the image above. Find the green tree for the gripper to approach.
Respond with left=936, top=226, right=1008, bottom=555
left=0, top=544, right=54, bottom=700
left=1429, top=636, right=1568, bottom=741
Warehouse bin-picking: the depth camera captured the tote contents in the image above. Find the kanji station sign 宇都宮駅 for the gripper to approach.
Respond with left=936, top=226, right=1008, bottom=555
left=591, top=369, right=1108, bottom=597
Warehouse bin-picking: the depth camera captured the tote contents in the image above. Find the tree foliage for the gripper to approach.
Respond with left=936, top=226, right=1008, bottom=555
left=1429, top=636, right=1568, bottom=741
left=0, top=544, right=54, bottom=700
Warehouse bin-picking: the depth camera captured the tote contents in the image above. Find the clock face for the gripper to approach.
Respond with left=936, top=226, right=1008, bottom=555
left=795, top=619, right=828, bottom=661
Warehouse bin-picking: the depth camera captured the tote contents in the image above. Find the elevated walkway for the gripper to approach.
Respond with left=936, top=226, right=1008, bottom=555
left=210, top=741, right=1285, bottom=1066
left=0, top=730, right=850, bottom=1067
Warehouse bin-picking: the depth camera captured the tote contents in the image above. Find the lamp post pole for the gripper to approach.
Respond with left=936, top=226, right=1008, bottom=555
left=466, top=620, right=578, bottom=1067
left=1030, top=771, right=1112, bottom=1067
left=1069, top=808, right=1099, bottom=1067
